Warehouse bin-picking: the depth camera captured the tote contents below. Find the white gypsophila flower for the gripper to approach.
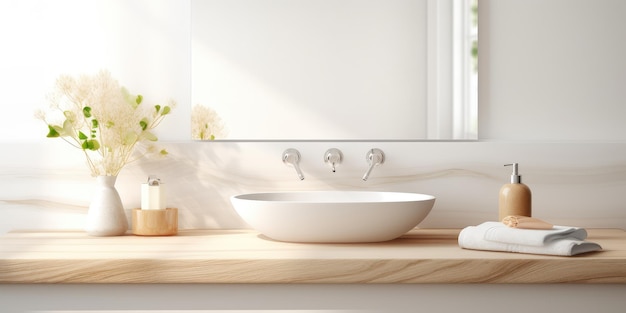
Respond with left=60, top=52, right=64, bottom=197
left=38, top=70, right=175, bottom=176
left=191, top=104, right=226, bottom=140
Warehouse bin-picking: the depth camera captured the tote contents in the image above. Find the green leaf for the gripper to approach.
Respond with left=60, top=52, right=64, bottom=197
left=141, top=131, right=158, bottom=141
left=155, top=105, right=161, bottom=114
left=78, top=131, right=88, bottom=140
left=210, top=134, right=215, bottom=140
left=161, top=106, right=171, bottom=115
left=83, top=107, right=92, bottom=118
left=123, top=131, right=138, bottom=145
left=122, top=87, right=140, bottom=109
left=46, top=125, right=60, bottom=138
left=82, top=139, right=100, bottom=151
left=136, top=94, right=143, bottom=105
left=160, top=149, right=168, bottom=155
left=139, top=118, right=148, bottom=131
left=91, top=119, right=99, bottom=128
left=63, top=110, right=75, bottom=123
left=62, top=119, right=73, bottom=136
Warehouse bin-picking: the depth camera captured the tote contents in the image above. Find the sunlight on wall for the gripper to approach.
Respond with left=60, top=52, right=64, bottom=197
left=0, top=0, right=190, bottom=143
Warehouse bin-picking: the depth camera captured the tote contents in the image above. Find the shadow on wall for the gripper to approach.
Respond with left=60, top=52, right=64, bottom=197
left=133, top=142, right=257, bottom=229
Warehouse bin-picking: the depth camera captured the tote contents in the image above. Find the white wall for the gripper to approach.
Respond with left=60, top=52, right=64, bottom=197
left=480, top=0, right=626, bottom=141
left=0, top=0, right=191, bottom=143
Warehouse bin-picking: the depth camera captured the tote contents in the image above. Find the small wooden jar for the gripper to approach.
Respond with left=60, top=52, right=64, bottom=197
left=132, top=208, right=178, bottom=236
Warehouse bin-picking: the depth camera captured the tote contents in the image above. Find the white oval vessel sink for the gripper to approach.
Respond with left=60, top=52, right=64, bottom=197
left=231, top=191, right=435, bottom=243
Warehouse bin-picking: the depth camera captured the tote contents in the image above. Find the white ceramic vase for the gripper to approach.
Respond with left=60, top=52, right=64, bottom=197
left=85, top=175, right=128, bottom=236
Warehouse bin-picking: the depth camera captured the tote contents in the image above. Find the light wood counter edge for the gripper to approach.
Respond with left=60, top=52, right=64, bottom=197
left=1, top=228, right=625, bottom=284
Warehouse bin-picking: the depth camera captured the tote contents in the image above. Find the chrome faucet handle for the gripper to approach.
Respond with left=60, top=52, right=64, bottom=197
left=362, top=148, right=385, bottom=181
left=282, top=148, right=304, bottom=180
left=323, top=148, right=343, bottom=172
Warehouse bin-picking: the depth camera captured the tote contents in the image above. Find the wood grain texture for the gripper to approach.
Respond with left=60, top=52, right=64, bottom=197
left=131, top=208, right=178, bottom=236
left=0, top=229, right=624, bottom=284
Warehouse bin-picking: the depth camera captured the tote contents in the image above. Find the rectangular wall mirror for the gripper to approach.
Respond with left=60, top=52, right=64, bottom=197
left=191, top=0, right=477, bottom=140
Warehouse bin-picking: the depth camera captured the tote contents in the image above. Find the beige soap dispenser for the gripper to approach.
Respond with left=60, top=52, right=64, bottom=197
left=498, top=163, right=532, bottom=221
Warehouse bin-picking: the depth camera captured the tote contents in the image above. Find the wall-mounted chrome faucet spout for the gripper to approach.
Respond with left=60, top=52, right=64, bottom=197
left=362, top=148, right=385, bottom=181
left=324, top=148, right=343, bottom=172
left=282, top=148, right=304, bottom=180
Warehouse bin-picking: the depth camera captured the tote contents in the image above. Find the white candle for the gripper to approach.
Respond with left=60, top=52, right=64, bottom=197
left=141, top=182, right=166, bottom=210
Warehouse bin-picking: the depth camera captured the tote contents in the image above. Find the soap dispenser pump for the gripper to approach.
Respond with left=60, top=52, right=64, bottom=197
left=498, top=163, right=532, bottom=221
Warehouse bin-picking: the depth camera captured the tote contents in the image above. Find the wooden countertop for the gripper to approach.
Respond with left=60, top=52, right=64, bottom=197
left=1, top=228, right=625, bottom=284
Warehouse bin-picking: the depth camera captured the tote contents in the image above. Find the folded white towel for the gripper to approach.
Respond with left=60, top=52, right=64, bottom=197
left=458, top=222, right=602, bottom=256
left=480, top=221, right=588, bottom=246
